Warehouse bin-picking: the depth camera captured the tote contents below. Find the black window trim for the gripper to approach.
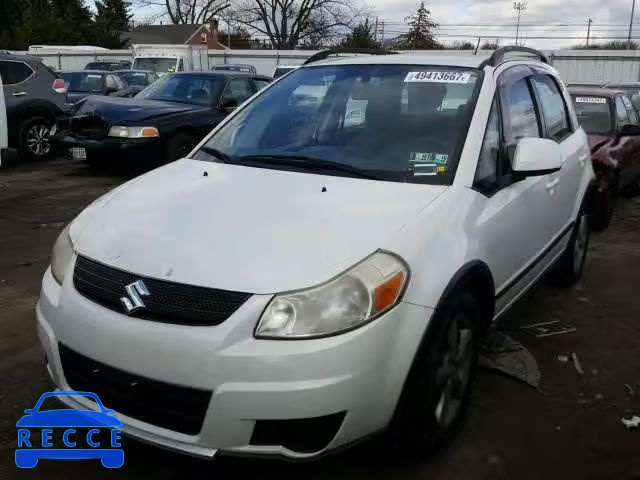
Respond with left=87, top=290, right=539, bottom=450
left=472, top=96, right=505, bottom=197
left=0, top=59, right=35, bottom=86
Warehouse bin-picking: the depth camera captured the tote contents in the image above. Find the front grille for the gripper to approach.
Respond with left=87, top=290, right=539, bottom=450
left=59, top=344, right=211, bottom=435
left=73, top=255, right=251, bottom=326
left=58, top=114, right=108, bottom=139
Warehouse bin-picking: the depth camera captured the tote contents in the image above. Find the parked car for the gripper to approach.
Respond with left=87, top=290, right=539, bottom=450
left=602, top=82, right=640, bottom=111
left=51, top=71, right=272, bottom=168
left=0, top=74, right=7, bottom=166
left=0, top=53, right=66, bottom=160
left=39, top=47, right=594, bottom=460
left=272, top=64, right=298, bottom=79
left=212, top=64, right=257, bottom=74
left=110, top=69, right=159, bottom=98
left=58, top=70, right=129, bottom=103
left=84, top=60, right=131, bottom=71
left=569, top=87, right=640, bottom=230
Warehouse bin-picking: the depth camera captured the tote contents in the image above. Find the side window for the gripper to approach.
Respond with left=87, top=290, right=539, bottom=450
left=105, top=75, right=117, bottom=91
left=532, top=75, right=572, bottom=142
left=500, top=77, right=541, bottom=170
left=219, top=79, right=253, bottom=108
left=474, top=99, right=501, bottom=194
left=177, top=59, right=184, bottom=72
left=615, top=97, right=630, bottom=127
left=621, top=95, right=639, bottom=124
left=253, top=78, right=270, bottom=91
left=0, top=61, right=33, bottom=85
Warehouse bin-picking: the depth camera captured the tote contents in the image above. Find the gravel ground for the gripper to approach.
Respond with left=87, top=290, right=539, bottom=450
left=0, top=157, right=639, bottom=480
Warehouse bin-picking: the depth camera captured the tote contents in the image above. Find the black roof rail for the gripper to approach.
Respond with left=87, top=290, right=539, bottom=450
left=479, top=46, right=549, bottom=69
left=303, top=48, right=398, bottom=65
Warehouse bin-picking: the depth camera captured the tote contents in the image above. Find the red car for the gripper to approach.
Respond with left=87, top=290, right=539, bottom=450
left=569, top=87, right=640, bottom=230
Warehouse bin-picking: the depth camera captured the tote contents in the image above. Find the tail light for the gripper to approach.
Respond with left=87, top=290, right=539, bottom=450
left=52, top=79, right=67, bottom=93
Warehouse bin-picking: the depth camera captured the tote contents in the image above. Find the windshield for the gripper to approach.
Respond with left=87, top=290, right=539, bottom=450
left=194, top=64, right=482, bottom=184
left=118, top=71, right=150, bottom=86
left=135, top=74, right=224, bottom=105
left=60, top=72, right=104, bottom=93
left=132, top=57, right=177, bottom=74
left=571, top=95, right=612, bottom=135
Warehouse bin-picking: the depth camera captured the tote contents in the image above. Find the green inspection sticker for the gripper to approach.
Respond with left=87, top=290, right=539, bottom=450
left=410, top=152, right=449, bottom=165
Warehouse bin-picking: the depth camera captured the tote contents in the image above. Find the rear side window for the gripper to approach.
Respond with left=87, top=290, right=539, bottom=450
left=0, top=61, right=34, bottom=85
left=500, top=78, right=541, bottom=166
left=532, top=75, right=572, bottom=142
left=254, top=78, right=270, bottom=90
left=615, top=97, right=630, bottom=127
left=621, top=95, right=639, bottom=124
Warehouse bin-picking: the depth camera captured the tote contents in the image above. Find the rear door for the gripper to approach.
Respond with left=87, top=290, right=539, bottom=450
left=530, top=73, right=586, bottom=235
left=619, top=95, right=640, bottom=186
left=0, top=59, right=36, bottom=141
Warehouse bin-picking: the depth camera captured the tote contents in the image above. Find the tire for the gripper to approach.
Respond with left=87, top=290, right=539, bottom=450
left=386, top=291, right=483, bottom=457
left=18, top=116, right=53, bottom=161
left=166, top=132, right=195, bottom=163
left=553, top=205, right=589, bottom=287
left=591, top=186, right=615, bottom=232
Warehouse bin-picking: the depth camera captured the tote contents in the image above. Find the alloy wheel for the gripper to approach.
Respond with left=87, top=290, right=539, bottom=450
left=26, top=124, right=51, bottom=157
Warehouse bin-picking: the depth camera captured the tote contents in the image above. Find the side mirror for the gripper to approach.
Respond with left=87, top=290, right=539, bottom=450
left=218, top=98, right=238, bottom=113
left=618, top=124, right=640, bottom=136
left=512, top=137, right=562, bottom=177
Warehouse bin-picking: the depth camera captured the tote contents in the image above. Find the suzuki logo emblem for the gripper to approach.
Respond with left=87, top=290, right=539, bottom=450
left=120, top=280, right=149, bottom=314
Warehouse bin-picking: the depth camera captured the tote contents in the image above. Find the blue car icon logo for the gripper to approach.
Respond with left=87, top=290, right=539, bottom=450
left=16, top=391, right=124, bottom=468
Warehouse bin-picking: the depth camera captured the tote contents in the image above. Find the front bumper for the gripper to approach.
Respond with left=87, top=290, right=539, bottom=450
left=52, top=133, right=163, bottom=164
left=37, top=262, right=434, bottom=460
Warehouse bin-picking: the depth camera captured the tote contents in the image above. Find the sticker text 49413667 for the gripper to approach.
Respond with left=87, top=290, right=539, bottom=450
left=405, top=71, right=472, bottom=84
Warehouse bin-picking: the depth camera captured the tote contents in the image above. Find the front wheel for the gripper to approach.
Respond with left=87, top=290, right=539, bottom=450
left=553, top=207, right=589, bottom=286
left=166, top=132, right=195, bottom=164
left=19, top=116, right=53, bottom=161
left=386, top=291, right=482, bottom=457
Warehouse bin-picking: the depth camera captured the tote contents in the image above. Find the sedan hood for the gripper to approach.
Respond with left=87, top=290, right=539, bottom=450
left=72, top=160, right=446, bottom=294
left=74, top=95, right=206, bottom=123
left=587, top=133, right=612, bottom=153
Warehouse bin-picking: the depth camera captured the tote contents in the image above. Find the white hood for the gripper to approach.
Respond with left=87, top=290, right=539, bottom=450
left=72, top=159, right=446, bottom=294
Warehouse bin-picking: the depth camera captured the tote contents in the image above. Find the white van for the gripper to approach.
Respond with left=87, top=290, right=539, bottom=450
left=0, top=75, right=8, bottom=167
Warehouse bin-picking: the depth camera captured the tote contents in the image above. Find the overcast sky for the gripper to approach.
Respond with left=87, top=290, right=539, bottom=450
left=131, top=0, right=640, bottom=50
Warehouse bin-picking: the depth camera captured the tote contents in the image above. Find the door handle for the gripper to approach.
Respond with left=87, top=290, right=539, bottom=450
left=12, top=92, right=27, bottom=97
left=546, top=178, right=560, bottom=191
left=578, top=153, right=588, bottom=167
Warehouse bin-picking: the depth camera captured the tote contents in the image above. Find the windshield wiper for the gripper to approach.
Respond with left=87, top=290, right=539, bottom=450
left=200, top=146, right=232, bottom=163
left=237, top=155, right=381, bottom=180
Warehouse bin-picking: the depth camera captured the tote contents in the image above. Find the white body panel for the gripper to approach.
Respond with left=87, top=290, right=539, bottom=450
left=38, top=53, right=594, bottom=459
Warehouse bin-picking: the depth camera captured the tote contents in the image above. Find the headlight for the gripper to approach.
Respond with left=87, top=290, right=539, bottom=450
left=51, top=225, right=74, bottom=285
left=256, top=252, right=409, bottom=339
left=107, top=126, right=159, bottom=138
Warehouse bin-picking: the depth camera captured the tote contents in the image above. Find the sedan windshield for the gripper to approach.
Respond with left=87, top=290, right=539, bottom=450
left=136, top=74, right=224, bottom=106
left=60, top=72, right=104, bottom=93
left=194, top=64, right=482, bottom=184
left=571, top=95, right=612, bottom=135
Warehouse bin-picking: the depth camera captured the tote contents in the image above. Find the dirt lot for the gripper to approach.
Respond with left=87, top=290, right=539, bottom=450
left=0, top=157, right=639, bottom=480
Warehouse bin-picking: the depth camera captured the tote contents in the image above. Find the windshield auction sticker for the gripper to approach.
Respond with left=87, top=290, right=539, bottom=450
left=405, top=71, right=472, bottom=83
left=575, top=96, right=607, bottom=104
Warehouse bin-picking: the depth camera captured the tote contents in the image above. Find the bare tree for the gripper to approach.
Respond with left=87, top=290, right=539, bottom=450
left=229, top=0, right=365, bottom=49
left=134, top=0, right=231, bottom=24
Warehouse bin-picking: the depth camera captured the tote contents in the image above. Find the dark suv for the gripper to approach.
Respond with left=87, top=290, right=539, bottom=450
left=0, top=53, right=66, bottom=161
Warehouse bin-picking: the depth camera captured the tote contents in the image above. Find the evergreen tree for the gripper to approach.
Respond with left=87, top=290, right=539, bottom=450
left=399, top=2, right=441, bottom=50
left=341, top=19, right=381, bottom=49
left=94, top=0, right=132, bottom=48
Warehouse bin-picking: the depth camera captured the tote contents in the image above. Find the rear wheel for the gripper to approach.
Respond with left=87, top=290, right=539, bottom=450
left=19, top=116, right=53, bottom=161
left=553, top=206, right=589, bottom=286
left=166, top=132, right=196, bottom=163
left=386, top=291, right=482, bottom=457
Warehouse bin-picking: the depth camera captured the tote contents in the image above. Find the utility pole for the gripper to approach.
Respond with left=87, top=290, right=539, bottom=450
left=513, top=1, right=528, bottom=46
left=380, top=21, right=385, bottom=46
left=629, top=0, right=637, bottom=49
left=586, top=18, right=593, bottom=47
left=374, top=17, right=379, bottom=42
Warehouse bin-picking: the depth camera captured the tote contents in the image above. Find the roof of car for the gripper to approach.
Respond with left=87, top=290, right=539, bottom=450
left=61, top=70, right=108, bottom=74
left=170, top=71, right=271, bottom=80
left=305, top=54, right=493, bottom=69
left=114, top=69, right=152, bottom=73
left=568, top=87, right=621, bottom=98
